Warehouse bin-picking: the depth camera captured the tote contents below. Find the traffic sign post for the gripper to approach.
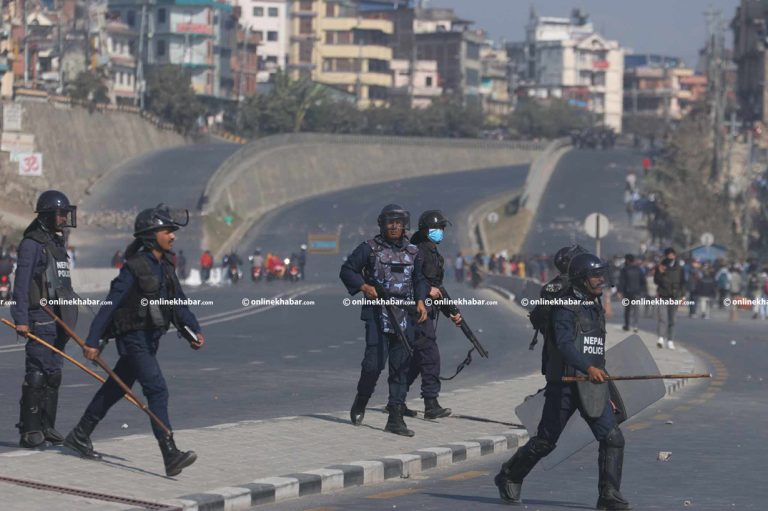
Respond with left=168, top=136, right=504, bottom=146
left=584, top=212, right=611, bottom=258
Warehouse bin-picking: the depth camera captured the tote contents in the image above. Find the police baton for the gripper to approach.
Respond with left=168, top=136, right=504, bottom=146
left=562, top=373, right=712, bottom=382
left=1, top=319, right=141, bottom=408
left=41, top=305, right=173, bottom=437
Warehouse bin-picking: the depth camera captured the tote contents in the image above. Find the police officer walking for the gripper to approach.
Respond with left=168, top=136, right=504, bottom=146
left=340, top=204, right=428, bottom=437
left=12, top=190, right=79, bottom=448
left=495, top=253, right=631, bottom=510
left=64, top=205, right=204, bottom=477
left=405, top=210, right=462, bottom=419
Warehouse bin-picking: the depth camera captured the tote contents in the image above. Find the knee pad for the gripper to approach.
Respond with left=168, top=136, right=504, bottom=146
left=604, top=426, right=625, bottom=448
left=529, top=436, right=556, bottom=457
left=24, top=370, right=46, bottom=389
left=46, top=372, right=62, bottom=389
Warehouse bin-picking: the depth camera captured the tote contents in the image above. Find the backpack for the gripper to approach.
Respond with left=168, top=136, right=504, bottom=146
left=717, top=270, right=730, bottom=290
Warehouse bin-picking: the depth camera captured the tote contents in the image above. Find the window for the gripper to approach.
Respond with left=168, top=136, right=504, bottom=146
left=157, top=8, right=166, bottom=24
left=127, top=10, right=135, bottom=27
left=300, top=1, right=313, bottom=11
left=299, top=18, right=312, bottom=35
left=466, top=68, right=479, bottom=86
left=325, top=3, right=335, bottom=17
left=156, top=39, right=166, bottom=57
left=426, top=76, right=433, bottom=87
left=267, top=31, right=278, bottom=41
left=268, top=7, right=278, bottom=17
left=325, top=32, right=333, bottom=44
left=253, top=6, right=264, bottom=16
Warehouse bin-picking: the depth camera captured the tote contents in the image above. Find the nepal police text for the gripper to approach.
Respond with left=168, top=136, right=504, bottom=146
left=56, top=261, right=70, bottom=278
left=582, top=336, right=605, bottom=355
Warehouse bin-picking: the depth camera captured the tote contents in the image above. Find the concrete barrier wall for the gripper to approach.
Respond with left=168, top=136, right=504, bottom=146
left=0, top=102, right=186, bottom=225
left=202, top=133, right=547, bottom=254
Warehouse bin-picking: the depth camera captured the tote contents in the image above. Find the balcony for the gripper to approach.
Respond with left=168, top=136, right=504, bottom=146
left=317, top=71, right=392, bottom=88
left=320, top=17, right=393, bottom=35
left=320, top=44, right=392, bottom=61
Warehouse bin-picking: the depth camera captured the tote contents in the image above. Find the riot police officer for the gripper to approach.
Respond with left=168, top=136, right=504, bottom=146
left=340, top=204, right=428, bottom=437
left=405, top=210, right=462, bottom=419
left=542, top=244, right=588, bottom=299
left=12, top=190, right=79, bottom=448
left=64, top=205, right=204, bottom=477
left=495, top=253, right=631, bottom=510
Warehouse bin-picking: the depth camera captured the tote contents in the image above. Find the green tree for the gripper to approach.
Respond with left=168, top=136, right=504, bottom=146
left=68, top=71, right=108, bottom=104
left=145, top=65, right=204, bottom=135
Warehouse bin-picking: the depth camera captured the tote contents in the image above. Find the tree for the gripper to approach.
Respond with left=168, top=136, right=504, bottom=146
left=509, top=98, right=590, bottom=139
left=68, top=71, right=108, bottom=105
left=145, top=65, right=204, bottom=135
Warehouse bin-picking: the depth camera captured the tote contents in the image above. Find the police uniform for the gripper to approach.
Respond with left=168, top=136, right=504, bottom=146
left=65, top=205, right=199, bottom=477
left=12, top=193, right=78, bottom=448
left=495, top=253, right=630, bottom=510
left=406, top=231, right=451, bottom=417
left=340, top=235, right=427, bottom=405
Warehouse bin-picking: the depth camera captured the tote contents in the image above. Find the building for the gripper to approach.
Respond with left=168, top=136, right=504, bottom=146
left=390, top=58, right=441, bottom=107
left=732, top=0, right=768, bottom=124
left=521, top=8, right=624, bottom=132
left=479, top=45, right=511, bottom=120
left=288, top=0, right=394, bottom=107
left=623, top=57, right=706, bottom=125
left=108, top=0, right=235, bottom=99
left=238, top=0, right=289, bottom=82
left=103, top=21, right=139, bottom=103
left=413, top=7, right=483, bottom=106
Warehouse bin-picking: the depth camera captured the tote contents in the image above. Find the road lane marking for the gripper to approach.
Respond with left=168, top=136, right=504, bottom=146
left=366, top=488, right=419, bottom=499
left=626, top=422, right=651, bottom=432
left=443, top=471, right=489, bottom=481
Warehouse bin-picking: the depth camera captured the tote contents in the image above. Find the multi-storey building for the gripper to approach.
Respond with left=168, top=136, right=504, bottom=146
left=522, top=8, right=624, bottom=132
left=288, top=0, right=394, bottom=107
left=732, top=0, right=768, bottom=124
left=238, top=0, right=289, bottom=82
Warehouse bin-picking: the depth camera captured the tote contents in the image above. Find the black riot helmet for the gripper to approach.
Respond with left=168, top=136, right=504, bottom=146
left=554, top=244, right=588, bottom=274
left=377, top=204, right=410, bottom=236
left=35, top=190, right=77, bottom=230
left=568, top=253, right=609, bottom=296
left=418, top=210, right=452, bottom=231
left=133, top=204, right=189, bottom=239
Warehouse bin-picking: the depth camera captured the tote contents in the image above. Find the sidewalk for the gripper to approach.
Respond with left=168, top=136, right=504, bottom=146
left=0, top=290, right=706, bottom=511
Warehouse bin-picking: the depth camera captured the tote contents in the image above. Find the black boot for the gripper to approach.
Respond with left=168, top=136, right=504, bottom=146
left=350, top=394, right=369, bottom=425
left=18, top=382, right=45, bottom=448
left=423, top=397, right=451, bottom=419
left=159, top=435, right=197, bottom=477
left=596, top=428, right=632, bottom=510
left=384, top=403, right=414, bottom=437
left=494, top=437, right=554, bottom=504
left=41, top=374, right=64, bottom=444
left=64, top=414, right=102, bottom=460
left=385, top=403, right=418, bottom=417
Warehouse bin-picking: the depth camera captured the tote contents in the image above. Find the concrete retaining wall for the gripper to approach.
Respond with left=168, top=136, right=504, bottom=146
left=0, top=101, right=186, bottom=227
left=202, top=133, right=547, bottom=255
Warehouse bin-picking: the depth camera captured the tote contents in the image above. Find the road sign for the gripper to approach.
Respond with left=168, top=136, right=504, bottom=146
left=584, top=212, right=611, bottom=239
left=700, top=232, right=714, bottom=247
left=308, top=233, right=340, bottom=255
left=487, top=212, right=499, bottom=224
left=3, top=103, right=22, bottom=131
left=18, top=152, right=43, bottom=176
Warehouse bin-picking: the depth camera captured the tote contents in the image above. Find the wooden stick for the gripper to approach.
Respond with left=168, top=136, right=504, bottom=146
left=1, top=319, right=142, bottom=408
left=562, top=373, right=712, bottom=382
left=41, top=305, right=172, bottom=437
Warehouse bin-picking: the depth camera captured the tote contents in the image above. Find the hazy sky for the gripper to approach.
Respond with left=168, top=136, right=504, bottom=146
left=431, top=0, right=739, bottom=66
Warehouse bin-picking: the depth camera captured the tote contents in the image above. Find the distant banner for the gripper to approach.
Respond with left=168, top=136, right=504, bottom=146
left=1, top=131, right=34, bottom=153
left=307, top=233, right=340, bottom=254
left=18, top=152, right=43, bottom=176
left=2, top=103, right=22, bottom=131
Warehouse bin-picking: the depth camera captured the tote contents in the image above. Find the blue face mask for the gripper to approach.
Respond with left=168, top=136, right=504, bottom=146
left=427, top=228, right=444, bottom=244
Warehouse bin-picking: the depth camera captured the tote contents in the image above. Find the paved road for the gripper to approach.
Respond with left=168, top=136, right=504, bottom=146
left=0, top=159, right=539, bottom=452
left=254, top=146, right=767, bottom=510
left=70, top=142, right=239, bottom=267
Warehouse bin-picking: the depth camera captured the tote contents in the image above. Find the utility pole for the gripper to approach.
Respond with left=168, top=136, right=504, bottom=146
left=136, top=0, right=148, bottom=109
left=22, top=0, right=28, bottom=84
left=704, top=7, right=726, bottom=183
left=238, top=24, right=250, bottom=102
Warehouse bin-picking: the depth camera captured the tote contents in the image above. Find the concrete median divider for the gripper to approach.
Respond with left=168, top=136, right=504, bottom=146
left=201, top=133, right=547, bottom=257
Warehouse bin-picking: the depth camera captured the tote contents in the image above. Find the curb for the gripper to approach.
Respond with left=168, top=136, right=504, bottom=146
left=163, top=431, right=525, bottom=510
